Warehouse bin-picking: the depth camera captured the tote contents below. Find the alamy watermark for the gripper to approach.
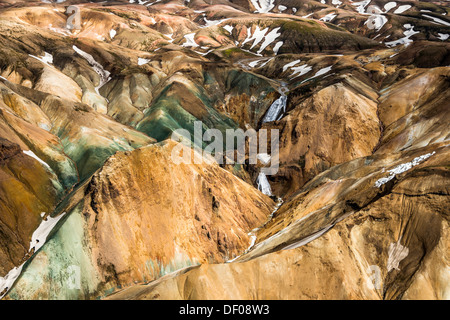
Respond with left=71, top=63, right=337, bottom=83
left=66, top=5, right=81, bottom=30
left=366, top=265, right=382, bottom=290
left=170, top=121, right=279, bottom=175
left=66, top=265, right=81, bottom=290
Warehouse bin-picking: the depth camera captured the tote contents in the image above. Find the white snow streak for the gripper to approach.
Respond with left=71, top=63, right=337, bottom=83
left=365, top=13, right=388, bottom=31
left=301, top=66, right=333, bottom=83
left=241, top=26, right=282, bottom=55
left=223, top=25, right=233, bottom=34
left=290, top=64, right=313, bottom=79
left=320, top=13, right=337, bottom=22
left=257, top=172, right=272, bottom=196
left=0, top=211, right=66, bottom=298
left=23, top=150, right=50, bottom=169
left=138, top=58, right=150, bottom=65
left=387, top=239, right=409, bottom=272
left=29, top=213, right=67, bottom=254
left=273, top=41, right=283, bottom=54
left=437, top=33, right=449, bottom=41
left=250, top=0, right=275, bottom=13
left=422, top=14, right=450, bottom=27
left=351, top=0, right=371, bottom=14
left=256, top=27, right=281, bottom=54
left=385, top=24, right=419, bottom=48
left=384, top=2, right=397, bottom=12
left=29, top=52, right=53, bottom=66
left=374, top=152, right=436, bottom=188
left=73, top=45, right=111, bottom=94
left=182, top=33, right=199, bottom=48
left=282, top=59, right=301, bottom=72
left=393, top=5, right=411, bottom=14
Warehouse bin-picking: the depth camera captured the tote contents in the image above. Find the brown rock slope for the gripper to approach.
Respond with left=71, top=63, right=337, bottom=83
left=0, top=138, right=63, bottom=281
left=5, top=140, right=274, bottom=299
left=269, top=72, right=381, bottom=196
left=106, top=142, right=449, bottom=300
left=104, top=65, right=450, bottom=300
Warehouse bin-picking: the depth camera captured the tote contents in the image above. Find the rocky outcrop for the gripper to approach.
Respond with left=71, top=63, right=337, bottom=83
left=5, top=140, right=274, bottom=299
left=268, top=76, right=381, bottom=196
left=106, top=142, right=449, bottom=300
left=0, top=137, right=64, bottom=282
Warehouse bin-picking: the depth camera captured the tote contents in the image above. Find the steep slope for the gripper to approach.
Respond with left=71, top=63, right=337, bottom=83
left=106, top=137, right=449, bottom=300
left=5, top=140, right=274, bottom=299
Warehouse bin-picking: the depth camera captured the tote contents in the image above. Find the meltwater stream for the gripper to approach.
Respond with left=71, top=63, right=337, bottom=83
left=262, top=83, right=289, bottom=123
left=257, top=172, right=272, bottom=196
left=73, top=45, right=111, bottom=95
left=227, top=197, right=283, bottom=263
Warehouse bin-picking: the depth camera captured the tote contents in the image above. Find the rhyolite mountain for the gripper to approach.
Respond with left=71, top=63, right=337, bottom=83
left=0, top=0, right=448, bottom=300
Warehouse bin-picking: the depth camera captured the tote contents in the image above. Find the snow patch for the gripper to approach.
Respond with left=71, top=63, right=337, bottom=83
left=385, top=24, right=419, bottom=48
left=0, top=263, right=25, bottom=299
left=387, top=239, right=409, bottom=272
left=365, top=14, right=388, bottom=31
left=243, top=26, right=268, bottom=49
left=282, top=59, right=312, bottom=79
left=290, top=64, right=312, bottom=79
left=437, top=33, right=449, bottom=41
left=29, top=52, right=53, bottom=66
left=0, top=211, right=66, bottom=298
left=273, top=41, right=283, bottom=54
left=258, top=57, right=273, bottom=68
left=165, top=33, right=174, bottom=43
left=223, top=25, right=233, bottom=34
left=312, top=66, right=332, bottom=78
left=138, top=58, right=150, bottom=65
left=73, top=46, right=111, bottom=94
left=248, top=60, right=262, bottom=68
left=250, top=0, right=276, bottom=13
left=203, top=17, right=229, bottom=27
left=256, top=27, right=281, bottom=54
left=393, top=5, right=411, bottom=14
left=422, top=14, right=450, bottom=27
left=384, top=2, right=397, bottom=12
left=351, top=0, right=371, bottom=14
left=301, top=66, right=332, bottom=83
left=257, top=172, right=272, bottom=196
left=23, top=150, right=50, bottom=169
left=320, top=13, right=337, bottom=22
left=374, top=151, right=436, bottom=188
left=282, top=59, right=301, bottom=72
left=182, top=33, right=199, bottom=48
left=241, top=26, right=282, bottom=55
left=29, top=212, right=67, bottom=254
